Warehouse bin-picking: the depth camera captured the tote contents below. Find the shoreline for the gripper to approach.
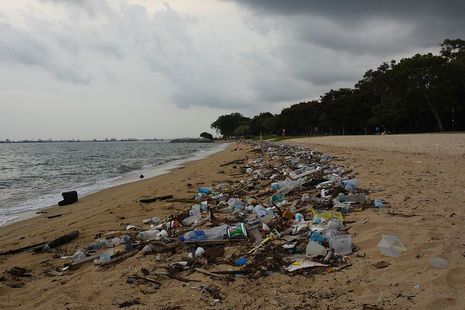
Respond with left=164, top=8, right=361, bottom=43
left=0, top=142, right=229, bottom=227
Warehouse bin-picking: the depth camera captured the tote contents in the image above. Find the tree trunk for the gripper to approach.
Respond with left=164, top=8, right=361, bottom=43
left=423, top=93, right=444, bottom=132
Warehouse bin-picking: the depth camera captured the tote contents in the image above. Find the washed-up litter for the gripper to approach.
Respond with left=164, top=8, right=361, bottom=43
left=285, top=259, right=327, bottom=272
left=378, top=235, right=407, bottom=257
left=429, top=257, right=448, bottom=269
left=3, top=142, right=392, bottom=290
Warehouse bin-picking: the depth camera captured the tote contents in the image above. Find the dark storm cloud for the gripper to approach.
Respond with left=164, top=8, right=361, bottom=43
left=227, top=0, right=465, bottom=88
left=229, top=1, right=465, bottom=20
left=231, top=0, right=465, bottom=53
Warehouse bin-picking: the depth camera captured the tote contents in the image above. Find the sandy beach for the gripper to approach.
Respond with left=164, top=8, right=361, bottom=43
left=1, top=133, right=465, bottom=309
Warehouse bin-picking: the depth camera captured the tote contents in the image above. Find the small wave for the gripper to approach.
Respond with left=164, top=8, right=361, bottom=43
left=118, top=164, right=142, bottom=173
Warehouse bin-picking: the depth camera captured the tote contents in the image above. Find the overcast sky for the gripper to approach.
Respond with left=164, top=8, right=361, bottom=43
left=1, top=0, right=464, bottom=139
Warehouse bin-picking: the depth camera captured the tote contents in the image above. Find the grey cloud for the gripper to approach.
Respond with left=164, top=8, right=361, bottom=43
left=39, top=0, right=111, bottom=17
left=0, top=22, right=91, bottom=84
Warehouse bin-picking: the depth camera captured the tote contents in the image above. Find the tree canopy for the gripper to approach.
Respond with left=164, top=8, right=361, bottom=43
left=211, top=39, right=465, bottom=137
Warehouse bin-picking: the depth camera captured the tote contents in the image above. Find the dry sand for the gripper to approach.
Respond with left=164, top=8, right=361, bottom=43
left=1, top=134, right=464, bottom=309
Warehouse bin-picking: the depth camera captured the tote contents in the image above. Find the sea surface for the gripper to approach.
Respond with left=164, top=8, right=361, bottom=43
left=0, top=141, right=225, bottom=226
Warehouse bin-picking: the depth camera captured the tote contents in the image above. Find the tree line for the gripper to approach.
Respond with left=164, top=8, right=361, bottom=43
left=211, top=39, right=465, bottom=137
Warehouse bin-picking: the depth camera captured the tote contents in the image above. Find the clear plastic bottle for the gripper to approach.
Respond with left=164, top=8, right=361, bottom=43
left=143, top=217, right=161, bottom=225
left=139, top=229, right=160, bottom=241
left=203, top=224, right=228, bottom=240
left=254, top=205, right=267, bottom=218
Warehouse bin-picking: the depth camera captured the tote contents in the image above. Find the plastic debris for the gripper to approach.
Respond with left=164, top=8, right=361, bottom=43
left=378, top=235, right=407, bottom=257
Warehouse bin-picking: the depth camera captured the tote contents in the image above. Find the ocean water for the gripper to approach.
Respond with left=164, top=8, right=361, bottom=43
left=0, top=141, right=224, bottom=225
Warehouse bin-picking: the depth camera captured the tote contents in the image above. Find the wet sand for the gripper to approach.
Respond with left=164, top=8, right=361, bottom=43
left=0, top=134, right=464, bottom=309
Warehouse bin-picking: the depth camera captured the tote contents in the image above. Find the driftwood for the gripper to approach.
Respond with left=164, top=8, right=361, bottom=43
left=46, top=214, right=62, bottom=219
left=34, top=230, right=79, bottom=252
left=99, top=250, right=138, bottom=267
left=194, top=268, right=224, bottom=279
left=153, top=270, right=201, bottom=283
left=220, top=159, right=244, bottom=167
left=209, top=269, right=250, bottom=275
left=139, top=195, right=174, bottom=204
left=46, top=230, right=79, bottom=248
left=166, top=198, right=198, bottom=204
left=0, top=241, right=47, bottom=256
left=183, top=239, right=247, bottom=246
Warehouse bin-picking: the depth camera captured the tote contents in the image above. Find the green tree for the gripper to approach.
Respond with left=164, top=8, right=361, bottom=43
left=200, top=132, right=213, bottom=140
left=210, top=113, right=250, bottom=137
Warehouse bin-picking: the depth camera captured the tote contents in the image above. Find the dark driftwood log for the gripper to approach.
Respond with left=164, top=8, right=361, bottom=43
left=0, top=242, right=47, bottom=256
left=34, top=230, right=80, bottom=252
left=139, top=195, right=174, bottom=204
left=220, top=159, right=244, bottom=167
left=58, top=191, right=78, bottom=206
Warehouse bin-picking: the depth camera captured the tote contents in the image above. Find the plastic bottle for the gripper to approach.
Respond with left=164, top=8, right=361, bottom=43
left=343, top=179, right=359, bottom=192
left=139, top=229, right=160, bottom=241
left=120, top=235, right=131, bottom=244
left=227, top=198, right=244, bottom=210
left=276, top=179, right=305, bottom=195
left=156, top=230, right=168, bottom=240
left=143, top=217, right=161, bottom=225
left=87, top=239, right=106, bottom=251
left=182, top=230, right=206, bottom=242
left=190, top=204, right=202, bottom=216
left=254, top=205, right=268, bottom=218
left=181, top=214, right=201, bottom=226
left=203, top=224, right=228, bottom=240
left=198, top=187, right=212, bottom=194
left=111, top=237, right=121, bottom=246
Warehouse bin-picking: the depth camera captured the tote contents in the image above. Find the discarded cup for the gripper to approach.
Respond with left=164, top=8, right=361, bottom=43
left=306, top=240, right=327, bottom=257
left=377, top=235, right=406, bottom=257
left=227, top=223, right=247, bottom=238
left=329, top=234, right=352, bottom=256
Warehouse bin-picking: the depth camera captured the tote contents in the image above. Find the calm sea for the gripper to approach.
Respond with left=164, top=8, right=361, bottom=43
left=0, top=141, right=224, bottom=225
